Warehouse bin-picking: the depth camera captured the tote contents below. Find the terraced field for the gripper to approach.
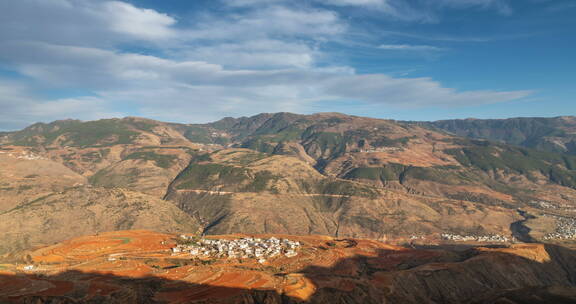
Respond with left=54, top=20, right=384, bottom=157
left=3, top=231, right=576, bottom=303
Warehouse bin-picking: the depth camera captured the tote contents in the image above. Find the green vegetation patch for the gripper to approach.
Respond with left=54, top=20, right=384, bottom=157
left=372, top=136, right=414, bottom=147
left=88, top=167, right=141, bottom=188
left=128, top=120, right=158, bottom=132
left=403, top=166, right=478, bottom=185
left=176, top=163, right=250, bottom=190
left=240, top=138, right=277, bottom=154
left=220, top=150, right=269, bottom=165
left=445, top=140, right=576, bottom=188
left=124, top=151, right=177, bottom=168
left=183, top=126, right=214, bottom=144
left=254, top=125, right=304, bottom=143
left=311, top=179, right=379, bottom=198
left=242, top=170, right=280, bottom=192
left=11, top=119, right=139, bottom=147
left=313, top=132, right=345, bottom=152
left=112, top=237, right=132, bottom=244
left=345, top=163, right=477, bottom=186
left=344, top=164, right=406, bottom=182
left=175, top=162, right=280, bottom=192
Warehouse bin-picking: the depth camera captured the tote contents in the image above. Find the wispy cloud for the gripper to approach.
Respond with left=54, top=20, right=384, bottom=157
left=434, top=0, right=512, bottom=15
left=378, top=44, right=446, bottom=51
left=0, top=80, right=120, bottom=130
left=0, top=0, right=532, bottom=128
left=224, top=0, right=512, bottom=22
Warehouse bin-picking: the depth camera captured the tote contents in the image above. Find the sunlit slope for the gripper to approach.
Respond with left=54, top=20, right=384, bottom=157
left=2, top=230, right=576, bottom=303
left=166, top=148, right=519, bottom=239
left=2, top=113, right=576, bottom=253
left=0, top=187, right=200, bottom=257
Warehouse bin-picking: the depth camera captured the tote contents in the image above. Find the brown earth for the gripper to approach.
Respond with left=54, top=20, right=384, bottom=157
left=166, top=148, right=520, bottom=240
left=2, top=230, right=576, bottom=303
left=2, top=113, right=576, bottom=259
left=0, top=147, right=86, bottom=213
left=0, top=187, right=200, bottom=258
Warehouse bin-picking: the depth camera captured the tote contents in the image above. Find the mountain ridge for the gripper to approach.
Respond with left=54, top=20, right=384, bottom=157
left=1, top=112, right=576, bottom=259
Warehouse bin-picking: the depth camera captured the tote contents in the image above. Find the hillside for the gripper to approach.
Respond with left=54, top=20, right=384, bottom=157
left=165, top=148, right=519, bottom=240
left=425, top=116, right=576, bottom=154
left=2, top=113, right=576, bottom=257
left=2, top=230, right=576, bottom=303
left=0, top=187, right=200, bottom=259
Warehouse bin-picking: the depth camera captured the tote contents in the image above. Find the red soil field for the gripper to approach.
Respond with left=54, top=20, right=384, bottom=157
left=0, top=230, right=568, bottom=303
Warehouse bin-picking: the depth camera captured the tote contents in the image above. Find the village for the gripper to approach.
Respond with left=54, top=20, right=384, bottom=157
left=172, top=235, right=301, bottom=264
left=357, top=147, right=403, bottom=153
left=441, top=233, right=510, bottom=243
left=0, top=150, right=44, bottom=160
left=543, top=215, right=576, bottom=240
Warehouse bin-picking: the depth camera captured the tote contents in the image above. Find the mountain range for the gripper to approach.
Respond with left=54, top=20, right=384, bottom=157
left=1, top=113, right=576, bottom=259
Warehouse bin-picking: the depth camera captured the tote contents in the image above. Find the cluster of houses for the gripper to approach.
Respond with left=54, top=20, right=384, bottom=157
left=528, top=200, right=558, bottom=209
left=172, top=236, right=301, bottom=264
left=357, top=147, right=402, bottom=153
left=543, top=215, right=576, bottom=240
left=0, top=151, right=44, bottom=160
left=197, top=143, right=224, bottom=152
left=441, top=233, right=509, bottom=243
left=528, top=201, right=576, bottom=213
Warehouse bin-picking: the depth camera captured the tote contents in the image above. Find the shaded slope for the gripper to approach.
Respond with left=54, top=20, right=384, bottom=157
left=427, top=116, right=576, bottom=154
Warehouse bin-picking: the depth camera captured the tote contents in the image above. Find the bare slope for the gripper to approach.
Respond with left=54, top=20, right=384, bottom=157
left=165, top=148, right=519, bottom=240
left=0, top=187, right=200, bottom=258
left=2, top=113, right=576, bottom=253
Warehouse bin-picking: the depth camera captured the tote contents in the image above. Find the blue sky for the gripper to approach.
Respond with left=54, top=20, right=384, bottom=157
left=0, top=0, right=574, bottom=130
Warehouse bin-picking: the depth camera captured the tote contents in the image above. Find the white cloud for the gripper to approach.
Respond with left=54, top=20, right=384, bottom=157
left=223, top=0, right=512, bottom=22
left=435, top=0, right=512, bottom=15
left=186, top=6, right=345, bottom=41
left=0, top=40, right=530, bottom=125
left=0, top=81, right=120, bottom=130
left=102, top=1, right=177, bottom=40
left=0, top=0, right=177, bottom=47
left=183, top=40, right=317, bottom=68
left=322, top=74, right=532, bottom=107
left=226, top=0, right=286, bottom=6
left=378, top=44, right=445, bottom=51
left=322, top=0, right=388, bottom=6
left=318, top=0, right=511, bottom=21
left=0, top=0, right=530, bottom=129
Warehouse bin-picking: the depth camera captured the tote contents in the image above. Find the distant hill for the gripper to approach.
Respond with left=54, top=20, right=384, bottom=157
left=424, top=116, right=576, bottom=155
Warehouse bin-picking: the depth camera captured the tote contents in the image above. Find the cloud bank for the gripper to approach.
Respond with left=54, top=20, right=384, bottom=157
left=0, top=0, right=528, bottom=129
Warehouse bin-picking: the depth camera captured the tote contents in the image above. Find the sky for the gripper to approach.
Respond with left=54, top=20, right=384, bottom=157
left=0, top=0, right=575, bottom=130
